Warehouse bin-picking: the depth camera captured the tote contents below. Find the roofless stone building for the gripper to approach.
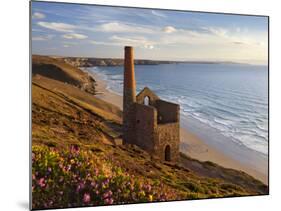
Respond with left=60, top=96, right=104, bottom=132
left=122, top=46, right=180, bottom=162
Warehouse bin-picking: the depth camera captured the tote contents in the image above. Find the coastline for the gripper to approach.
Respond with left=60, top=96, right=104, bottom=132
left=90, top=71, right=268, bottom=185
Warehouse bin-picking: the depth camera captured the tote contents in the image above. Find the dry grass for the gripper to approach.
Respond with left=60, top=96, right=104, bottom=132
left=32, top=55, right=96, bottom=94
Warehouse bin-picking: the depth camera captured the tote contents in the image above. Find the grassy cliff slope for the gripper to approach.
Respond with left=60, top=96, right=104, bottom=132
left=33, top=55, right=96, bottom=94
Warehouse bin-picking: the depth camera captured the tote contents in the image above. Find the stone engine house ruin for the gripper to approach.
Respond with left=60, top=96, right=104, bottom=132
left=123, top=46, right=180, bottom=162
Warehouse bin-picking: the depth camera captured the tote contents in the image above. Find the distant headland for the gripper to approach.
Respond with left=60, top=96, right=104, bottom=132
left=38, top=55, right=242, bottom=67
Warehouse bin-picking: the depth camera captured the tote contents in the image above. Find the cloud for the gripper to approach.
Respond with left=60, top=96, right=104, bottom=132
left=32, top=34, right=54, bottom=41
left=255, top=41, right=265, bottom=46
left=203, top=27, right=228, bottom=37
left=110, top=35, right=155, bottom=47
left=95, top=22, right=154, bottom=34
left=32, top=36, right=46, bottom=41
left=144, top=44, right=154, bottom=49
left=63, top=42, right=78, bottom=46
left=32, top=28, right=45, bottom=32
left=151, top=10, right=166, bottom=18
left=91, top=35, right=155, bottom=49
left=162, top=26, right=177, bottom=33
left=232, top=40, right=265, bottom=46
left=90, top=40, right=110, bottom=45
left=236, top=27, right=241, bottom=33
left=32, top=12, right=45, bottom=19
left=90, top=22, right=261, bottom=54
left=37, top=22, right=76, bottom=32
left=232, top=41, right=245, bottom=45
left=62, top=33, right=88, bottom=39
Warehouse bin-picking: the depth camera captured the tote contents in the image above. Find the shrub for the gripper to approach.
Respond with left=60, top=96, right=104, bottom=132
left=32, top=145, right=177, bottom=209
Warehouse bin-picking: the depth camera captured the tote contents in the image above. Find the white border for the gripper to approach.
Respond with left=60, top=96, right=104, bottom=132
left=1, top=0, right=280, bottom=211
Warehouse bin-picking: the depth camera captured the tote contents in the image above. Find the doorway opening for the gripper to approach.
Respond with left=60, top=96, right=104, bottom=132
left=165, top=145, right=171, bottom=161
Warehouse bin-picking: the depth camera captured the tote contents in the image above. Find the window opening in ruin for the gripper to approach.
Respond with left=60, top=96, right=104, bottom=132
left=144, top=96, right=150, bottom=106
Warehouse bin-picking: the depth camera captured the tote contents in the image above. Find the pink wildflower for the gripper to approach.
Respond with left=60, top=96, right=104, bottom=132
left=38, top=178, right=45, bottom=188
left=83, top=193, right=91, bottom=204
left=104, top=198, right=114, bottom=204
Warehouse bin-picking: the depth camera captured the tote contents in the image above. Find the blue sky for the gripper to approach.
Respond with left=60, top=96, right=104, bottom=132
left=31, top=1, right=268, bottom=64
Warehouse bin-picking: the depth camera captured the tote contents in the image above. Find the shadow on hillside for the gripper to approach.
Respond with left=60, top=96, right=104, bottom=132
left=33, top=63, right=80, bottom=86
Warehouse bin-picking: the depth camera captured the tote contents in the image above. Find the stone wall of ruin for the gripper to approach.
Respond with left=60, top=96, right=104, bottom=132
left=156, top=100, right=180, bottom=124
left=155, top=122, right=180, bottom=162
left=134, top=103, right=157, bottom=153
left=136, top=87, right=159, bottom=107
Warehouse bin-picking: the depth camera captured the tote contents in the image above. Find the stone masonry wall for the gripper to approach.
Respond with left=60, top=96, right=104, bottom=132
left=155, top=122, right=180, bottom=162
left=156, top=100, right=180, bottom=124
left=123, top=46, right=136, bottom=144
left=134, top=103, right=157, bottom=153
left=136, top=87, right=159, bottom=107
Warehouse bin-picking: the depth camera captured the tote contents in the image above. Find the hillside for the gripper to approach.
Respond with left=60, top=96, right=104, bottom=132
left=61, top=56, right=177, bottom=67
left=31, top=56, right=268, bottom=210
left=59, top=57, right=227, bottom=68
left=33, top=55, right=96, bottom=94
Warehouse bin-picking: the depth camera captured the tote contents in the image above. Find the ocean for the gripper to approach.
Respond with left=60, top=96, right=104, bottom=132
left=87, top=63, right=268, bottom=158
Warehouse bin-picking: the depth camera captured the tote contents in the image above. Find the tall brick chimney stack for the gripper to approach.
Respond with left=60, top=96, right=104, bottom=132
left=123, top=46, right=136, bottom=144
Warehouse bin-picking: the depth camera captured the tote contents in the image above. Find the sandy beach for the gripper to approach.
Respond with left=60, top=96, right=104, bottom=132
left=91, top=72, right=268, bottom=185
